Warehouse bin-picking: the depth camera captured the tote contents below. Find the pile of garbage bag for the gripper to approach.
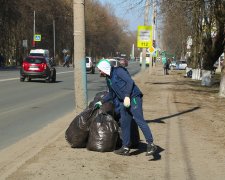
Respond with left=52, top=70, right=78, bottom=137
left=65, top=91, right=140, bottom=152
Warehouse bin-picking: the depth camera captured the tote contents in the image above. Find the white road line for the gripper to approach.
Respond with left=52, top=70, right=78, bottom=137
left=0, top=78, right=19, bottom=82
left=0, top=71, right=74, bottom=82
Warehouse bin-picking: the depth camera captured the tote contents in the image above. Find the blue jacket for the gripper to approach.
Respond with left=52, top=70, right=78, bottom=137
left=102, top=67, right=143, bottom=105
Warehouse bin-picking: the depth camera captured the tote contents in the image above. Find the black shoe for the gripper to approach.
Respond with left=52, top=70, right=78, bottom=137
left=146, top=143, right=157, bottom=156
left=114, top=146, right=130, bottom=156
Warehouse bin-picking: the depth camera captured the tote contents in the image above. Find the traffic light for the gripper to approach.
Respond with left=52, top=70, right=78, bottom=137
left=153, top=40, right=156, bottom=48
left=32, top=40, right=35, bottom=47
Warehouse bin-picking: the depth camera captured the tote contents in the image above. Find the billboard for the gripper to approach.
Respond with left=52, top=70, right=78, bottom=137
left=137, top=26, right=153, bottom=48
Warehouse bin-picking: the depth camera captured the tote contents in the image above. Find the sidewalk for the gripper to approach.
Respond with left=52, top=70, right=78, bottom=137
left=0, top=65, right=20, bottom=71
left=1, top=65, right=225, bottom=180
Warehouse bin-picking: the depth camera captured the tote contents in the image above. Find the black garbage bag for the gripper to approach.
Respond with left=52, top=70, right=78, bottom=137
left=101, top=102, right=115, bottom=118
left=65, top=107, right=101, bottom=148
left=88, top=91, right=108, bottom=108
left=87, top=113, right=119, bottom=152
left=89, top=91, right=115, bottom=118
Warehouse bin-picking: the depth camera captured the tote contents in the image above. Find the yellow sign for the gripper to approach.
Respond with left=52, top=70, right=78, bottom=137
left=149, top=46, right=155, bottom=53
left=34, top=34, right=42, bottom=42
left=137, top=26, right=153, bottom=48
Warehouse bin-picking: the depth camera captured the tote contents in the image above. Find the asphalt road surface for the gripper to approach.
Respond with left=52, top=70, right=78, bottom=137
left=0, top=62, right=140, bottom=150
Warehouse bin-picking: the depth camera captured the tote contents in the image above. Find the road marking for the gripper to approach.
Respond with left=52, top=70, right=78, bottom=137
left=0, top=71, right=74, bottom=82
left=57, top=71, right=74, bottom=74
left=0, top=78, right=18, bottom=82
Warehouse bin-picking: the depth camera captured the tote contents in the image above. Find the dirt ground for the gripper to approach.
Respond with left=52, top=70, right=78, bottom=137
left=1, top=64, right=225, bottom=180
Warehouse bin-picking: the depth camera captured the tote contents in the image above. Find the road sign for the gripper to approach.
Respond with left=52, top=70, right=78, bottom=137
left=137, top=26, right=153, bottom=48
left=149, top=46, right=155, bottom=54
left=22, top=40, right=28, bottom=48
left=34, top=34, right=42, bottom=42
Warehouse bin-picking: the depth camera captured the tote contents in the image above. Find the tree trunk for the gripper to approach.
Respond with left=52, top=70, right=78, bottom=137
left=201, top=70, right=213, bottom=86
left=219, top=66, right=225, bottom=97
left=219, top=53, right=225, bottom=97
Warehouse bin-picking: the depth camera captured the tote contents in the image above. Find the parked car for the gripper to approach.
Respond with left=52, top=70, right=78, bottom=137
left=86, top=57, right=95, bottom=74
left=176, top=60, right=187, bottom=70
left=29, top=49, right=49, bottom=58
left=113, top=57, right=128, bottom=67
left=20, top=56, right=56, bottom=83
left=108, top=58, right=119, bottom=67
left=169, top=61, right=177, bottom=70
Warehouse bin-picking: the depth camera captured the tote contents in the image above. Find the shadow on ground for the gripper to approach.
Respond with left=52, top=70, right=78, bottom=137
left=130, top=142, right=164, bottom=161
left=146, top=106, right=200, bottom=124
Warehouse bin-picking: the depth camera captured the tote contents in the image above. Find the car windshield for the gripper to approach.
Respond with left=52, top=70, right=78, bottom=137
left=109, top=61, right=117, bottom=66
left=86, top=58, right=90, bottom=63
left=25, top=57, right=45, bottom=64
left=180, top=61, right=186, bottom=63
left=30, top=53, right=44, bottom=57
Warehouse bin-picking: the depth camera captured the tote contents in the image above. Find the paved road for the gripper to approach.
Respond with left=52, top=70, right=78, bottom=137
left=0, top=62, right=140, bottom=150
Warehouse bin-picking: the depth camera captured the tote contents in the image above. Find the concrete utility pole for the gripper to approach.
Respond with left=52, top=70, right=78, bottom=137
left=33, top=11, right=35, bottom=37
left=73, top=0, right=88, bottom=113
left=150, top=0, right=156, bottom=68
left=141, top=0, right=150, bottom=70
left=33, top=10, right=36, bottom=47
left=53, top=19, right=55, bottom=60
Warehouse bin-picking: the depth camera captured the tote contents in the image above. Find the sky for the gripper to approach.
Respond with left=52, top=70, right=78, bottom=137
left=98, top=0, right=152, bottom=31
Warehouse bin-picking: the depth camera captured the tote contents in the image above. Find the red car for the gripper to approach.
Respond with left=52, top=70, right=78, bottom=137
left=20, top=56, right=56, bottom=83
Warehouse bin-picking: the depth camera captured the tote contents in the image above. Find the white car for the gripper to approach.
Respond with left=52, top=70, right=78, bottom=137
left=86, top=57, right=95, bottom=74
left=30, top=49, right=49, bottom=58
left=176, top=60, right=187, bottom=70
left=107, top=59, right=119, bottom=67
left=169, top=61, right=177, bottom=70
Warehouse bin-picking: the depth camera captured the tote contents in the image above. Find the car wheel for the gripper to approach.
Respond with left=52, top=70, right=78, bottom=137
left=91, top=67, right=95, bottom=74
left=52, top=69, right=56, bottom=82
left=45, top=74, right=51, bottom=83
left=45, top=78, right=50, bottom=83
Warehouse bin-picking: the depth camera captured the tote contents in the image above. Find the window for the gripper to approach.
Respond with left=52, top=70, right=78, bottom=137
left=25, top=57, right=45, bottom=64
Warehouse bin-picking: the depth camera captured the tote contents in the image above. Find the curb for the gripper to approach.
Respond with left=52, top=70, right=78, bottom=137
left=0, top=111, right=76, bottom=179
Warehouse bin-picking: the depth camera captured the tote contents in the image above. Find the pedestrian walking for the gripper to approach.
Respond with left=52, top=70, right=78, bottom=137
left=95, top=59, right=157, bottom=156
left=63, top=53, right=70, bottom=67
left=162, top=57, right=169, bottom=75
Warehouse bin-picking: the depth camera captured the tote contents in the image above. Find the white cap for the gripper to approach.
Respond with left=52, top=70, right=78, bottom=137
left=97, top=59, right=111, bottom=76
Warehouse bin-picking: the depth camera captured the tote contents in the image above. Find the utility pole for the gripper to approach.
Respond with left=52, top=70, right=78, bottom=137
left=73, top=0, right=87, bottom=113
left=141, top=0, right=150, bottom=70
left=53, top=19, right=55, bottom=60
left=151, top=0, right=156, bottom=68
left=33, top=11, right=35, bottom=36
left=33, top=11, right=36, bottom=47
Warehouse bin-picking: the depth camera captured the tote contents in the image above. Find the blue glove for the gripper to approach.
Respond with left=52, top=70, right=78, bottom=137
left=94, top=101, right=102, bottom=109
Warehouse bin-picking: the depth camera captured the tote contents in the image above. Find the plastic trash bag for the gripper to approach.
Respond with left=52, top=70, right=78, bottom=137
left=87, top=113, right=119, bottom=152
left=65, top=107, right=101, bottom=148
left=88, top=91, right=108, bottom=108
